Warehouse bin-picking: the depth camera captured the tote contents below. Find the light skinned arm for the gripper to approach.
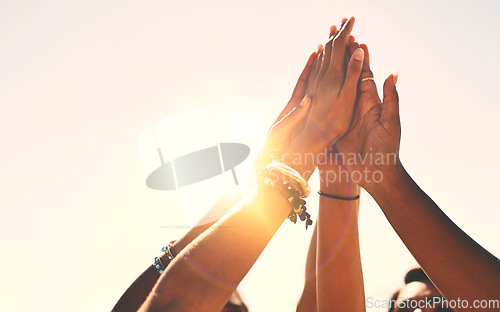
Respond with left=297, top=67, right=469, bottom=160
left=139, top=17, right=365, bottom=312
left=316, top=172, right=365, bottom=312
left=114, top=36, right=321, bottom=312
left=296, top=224, right=318, bottom=312
left=296, top=172, right=365, bottom=312
left=315, top=27, right=366, bottom=312
left=297, top=24, right=367, bottom=312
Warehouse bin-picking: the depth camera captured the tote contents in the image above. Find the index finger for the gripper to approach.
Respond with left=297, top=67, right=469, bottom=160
left=328, top=16, right=356, bottom=83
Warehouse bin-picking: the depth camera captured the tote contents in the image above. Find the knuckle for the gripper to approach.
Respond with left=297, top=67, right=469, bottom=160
left=333, top=33, right=345, bottom=46
left=360, top=68, right=374, bottom=79
left=383, top=92, right=399, bottom=104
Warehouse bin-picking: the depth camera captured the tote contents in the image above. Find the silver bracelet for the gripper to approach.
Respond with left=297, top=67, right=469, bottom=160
left=153, top=242, right=176, bottom=276
left=161, top=242, right=175, bottom=261
left=153, top=256, right=166, bottom=275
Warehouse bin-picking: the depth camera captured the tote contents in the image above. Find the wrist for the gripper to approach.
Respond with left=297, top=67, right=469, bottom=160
left=319, top=166, right=358, bottom=196
left=320, top=182, right=358, bottom=192
left=281, top=142, right=320, bottom=182
left=319, top=184, right=359, bottom=198
left=364, top=162, right=407, bottom=195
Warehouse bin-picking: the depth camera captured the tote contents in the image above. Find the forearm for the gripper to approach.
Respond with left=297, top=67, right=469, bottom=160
left=368, top=165, right=500, bottom=307
left=111, top=266, right=162, bottom=312
left=297, top=225, right=318, bottom=312
left=112, top=191, right=243, bottom=311
left=316, top=177, right=365, bottom=312
left=139, top=185, right=295, bottom=312
left=111, top=222, right=216, bottom=312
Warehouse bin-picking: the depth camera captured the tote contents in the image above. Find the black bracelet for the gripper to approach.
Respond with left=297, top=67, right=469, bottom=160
left=318, top=191, right=360, bottom=201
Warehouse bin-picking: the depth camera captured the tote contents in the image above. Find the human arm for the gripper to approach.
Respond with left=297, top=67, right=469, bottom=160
left=367, top=164, right=500, bottom=310
left=297, top=24, right=367, bottom=312
left=113, top=48, right=318, bottom=312
left=316, top=170, right=364, bottom=312
left=295, top=160, right=365, bottom=312
left=340, top=41, right=500, bottom=310
left=138, top=185, right=308, bottom=312
left=111, top=192, right=239, bottom=312
left=296, top=224, right=318, bottom=312
left=138, top=17, right=365, bottom=312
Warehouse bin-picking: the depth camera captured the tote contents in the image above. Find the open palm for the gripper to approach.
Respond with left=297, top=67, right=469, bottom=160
left=327, top=42, right=401, bottom=189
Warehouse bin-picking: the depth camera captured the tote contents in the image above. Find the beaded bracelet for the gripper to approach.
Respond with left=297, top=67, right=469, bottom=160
left=161, top=242, right=176, bottom=261
left=266, top=161, right=311, bottom=197
left=259, top=168, right=313, bottom=229
left=153, top=256, right=166, bottom=275
left=153, top=241, right=176, bottom=276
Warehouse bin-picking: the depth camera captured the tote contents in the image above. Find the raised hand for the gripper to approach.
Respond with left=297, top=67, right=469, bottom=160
left=257, top=50, right=318, bottom=171
left=330, top=41, right=401, bottom=190
left=343, top=43, right=500, bottom=310
left=300, top=17, right=365, bottom=153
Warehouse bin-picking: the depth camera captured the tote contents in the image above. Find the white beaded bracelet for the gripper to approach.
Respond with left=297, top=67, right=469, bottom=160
left=265, top=161, right=311, bottom=198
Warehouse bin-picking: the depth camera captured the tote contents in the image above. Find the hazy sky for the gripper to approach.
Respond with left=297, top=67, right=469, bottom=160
left=1, top=1, right=499, bottom=311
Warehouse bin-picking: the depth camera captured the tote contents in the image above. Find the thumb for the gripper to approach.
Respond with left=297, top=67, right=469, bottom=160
left=273, top=51, right=317, bottom=126
left=381, top=73, right=400, bottom=124
left=259, top=96, right=311, bottom=169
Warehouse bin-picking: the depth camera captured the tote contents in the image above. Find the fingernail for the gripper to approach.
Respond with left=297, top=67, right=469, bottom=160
left=393, top=70, right=399, bottom=85
left=353, top=48, right=364, bottom=61
left=300, top=95, right=311, bottom=107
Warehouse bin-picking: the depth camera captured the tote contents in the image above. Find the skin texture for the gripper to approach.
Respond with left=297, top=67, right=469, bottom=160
left=266, top=16, right=365, bottom=180
left=113, top=16, right=500, bottom=312
left=337, top=38, right=500, bottom=311
left=111, top=192, right=248, bottom=312
left=296, top=224, right=318, bottom=312
left=301, top=24, right=499, bottom=311
left=315, top=179, right=364, bottom=312
left=136, top=18, right=364, bottom=312
left=296, top=22, right=366, bottom=312
left=313, top=29, right=366, bottom=312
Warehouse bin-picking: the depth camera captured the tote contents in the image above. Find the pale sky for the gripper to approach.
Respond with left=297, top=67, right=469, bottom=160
left=1, top=1, right=499, bottom=311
